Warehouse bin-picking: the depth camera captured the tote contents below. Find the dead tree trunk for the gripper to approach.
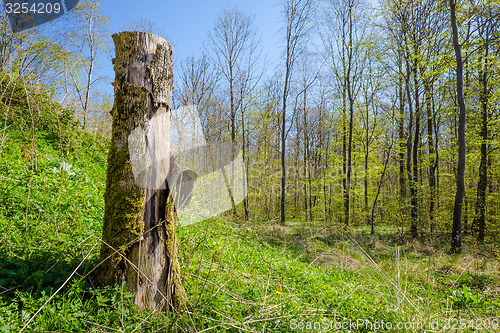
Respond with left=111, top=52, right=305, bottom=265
left=98, top=31, right=187, bottom=312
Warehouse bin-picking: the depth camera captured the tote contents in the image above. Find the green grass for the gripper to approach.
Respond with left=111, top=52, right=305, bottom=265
left=0, top=74, right=499, bottom=332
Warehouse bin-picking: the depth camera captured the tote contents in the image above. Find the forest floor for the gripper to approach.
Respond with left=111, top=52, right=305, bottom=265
left=1, top=74, right=500, bottom=332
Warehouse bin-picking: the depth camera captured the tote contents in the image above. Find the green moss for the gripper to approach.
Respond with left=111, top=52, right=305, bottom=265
left=98, top=83, right=149, bottom=286
left=102, top=148, right=143, bottom=244
left=163, top=197, right=187, bottom=311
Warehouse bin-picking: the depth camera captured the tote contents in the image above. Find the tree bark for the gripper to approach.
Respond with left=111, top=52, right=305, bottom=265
left=450, top=0, right=466, bottom=253
left=398, top=54, right=406, bottom=201
left=410, top=58, right=420, bottom=239
left=364, top=144, right=368, bottom=224
left=424, top=80, right=436, bottom=233
left=303, top=84, right=313, bottom=223
left=404, top=56, right=417, bottom=238
left=474, top=37, right=488, bottom=243
left=98, top=31, right=187, bottom=312
left=344, top=2, right=354, bottom=228
left=241, top=107, right=249, bottom=221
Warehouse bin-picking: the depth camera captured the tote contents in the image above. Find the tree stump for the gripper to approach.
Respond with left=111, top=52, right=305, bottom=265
left=98, top=31, right=187, bottom=312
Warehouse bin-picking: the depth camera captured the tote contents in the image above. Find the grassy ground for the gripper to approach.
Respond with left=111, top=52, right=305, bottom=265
left=1, top=75, right=499, bottom=332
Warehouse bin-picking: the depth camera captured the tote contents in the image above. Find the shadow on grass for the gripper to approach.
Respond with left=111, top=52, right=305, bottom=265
left=0, top=247, right=99, bottom=302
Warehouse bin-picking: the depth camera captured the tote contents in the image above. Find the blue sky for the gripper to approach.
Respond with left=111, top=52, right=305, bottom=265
left=94, top=0, right=283, bottom=93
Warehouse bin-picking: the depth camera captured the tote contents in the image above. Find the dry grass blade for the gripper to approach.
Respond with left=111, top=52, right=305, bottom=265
left=347, top=235, right=421, bottom=315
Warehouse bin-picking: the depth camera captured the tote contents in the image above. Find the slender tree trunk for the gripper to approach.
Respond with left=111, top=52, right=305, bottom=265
left=341, top=30, right=348, bottom=228
left=241, top=107, right=249, bottom=221
left=398, top=55, right=406, bottom=200
left=324, top=137, right=330, bottom=222
left=342, top=97, right=347, bottom=226
left=364, top=147, right=368, bottom=225
left=464, top=193, right=468, bottom=235
left=450, top=0, right=466, bottom=253
left=345, top=99, right=353, bottom=228
left=344, top=5, right=354, bottom=228
left=280, top=48, right=291, bottom=225
left=280, top=0, right=302, bottom=225
left=410, top=58, right=420, bottom=239
left=425, top=80, right=436, bottom=233
left=280, top=102, right=287, bottom=225
left=363, top=94, right=370, bottom=225
left=404, top=57, right=417, bottom=238
left=474, top=37, right=489, bottom=243
left=307, top=147, right=313, bottom=222
left=279, top=71, right=288, bottom=224
left=226, top=68, right=238, bottom=217
left=435, top=112, right=440, bottom=220
left=82, top=17, right=95, bottom=129
left=371, top=144, right=392, bottom=235
left=83, top=57, right=93, bottom=128
left=98, top=32, right=187, bottom=312
left=304, top=139, right=308, bottom=221
left=304, top=86, right=313, bottom=222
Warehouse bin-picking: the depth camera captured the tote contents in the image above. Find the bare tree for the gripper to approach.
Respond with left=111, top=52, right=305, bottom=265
left=356, top=55, right=382, bottom=225
left=380, top=0, right=410, bottom=211
left=64, top=0, right=110, bottom=128
left=206, top=7, right=260, bottom=217
left=297, top=53, right=321, bottom=222
left=175, top=55, right=219, bottom=139
left=126, top=18, right=169, bottom=39
left=279, top=0, right=315, bottom=225
left=322, top=0, right=365, bottom=227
